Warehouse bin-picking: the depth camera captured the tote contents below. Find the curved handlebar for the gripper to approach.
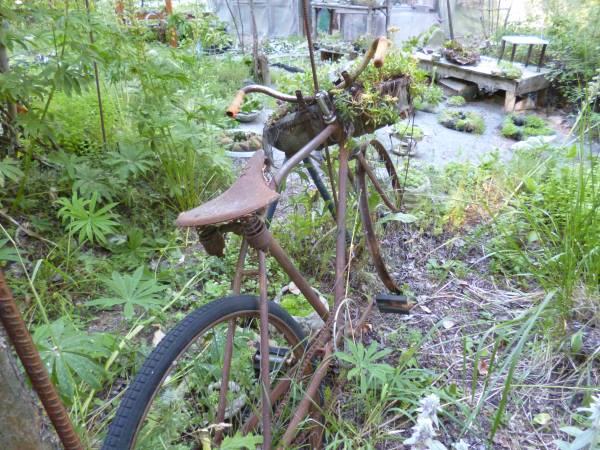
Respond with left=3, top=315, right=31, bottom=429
left=226, top=90, right=246, bottom=118
left=373, top=37, right=390, bottom=68
left=336, top=36, right=390, bottom=89
left=226, top=37, right=391, bottom=116
left=226, top=85, right=316, bottom=118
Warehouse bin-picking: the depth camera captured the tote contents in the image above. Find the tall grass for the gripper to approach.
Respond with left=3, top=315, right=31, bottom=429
left=490, top=101, right=599, bottom=320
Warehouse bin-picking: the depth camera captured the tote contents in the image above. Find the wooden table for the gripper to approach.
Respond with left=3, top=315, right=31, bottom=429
left=498, top=35, right=549, bottom=72
left=311, top=1, right=391, bottom=39
left=415, top=52, right=551, bottom=111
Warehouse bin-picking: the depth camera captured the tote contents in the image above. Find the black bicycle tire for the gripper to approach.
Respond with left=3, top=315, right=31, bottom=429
left=102, top=295, right=305, bottom=450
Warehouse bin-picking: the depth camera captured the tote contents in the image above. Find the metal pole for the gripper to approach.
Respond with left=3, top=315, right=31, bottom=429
left=258, top=251, right=272, bottom=449
left=446, top=0, right=454, bottom=40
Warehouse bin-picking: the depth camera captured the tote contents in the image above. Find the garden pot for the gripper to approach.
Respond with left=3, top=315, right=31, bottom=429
left=235, top=110, right=262, bottom=123
left=264, top=76, right=412, bottom=157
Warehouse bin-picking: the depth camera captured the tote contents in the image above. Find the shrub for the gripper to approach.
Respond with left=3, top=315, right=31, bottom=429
left=47, top=88, right=120, bottom=154
left=501, top=114, right=554, bottom=140
left=447, top=95, right=466, bottom=107
left=438, top=109, right=485, bottom=134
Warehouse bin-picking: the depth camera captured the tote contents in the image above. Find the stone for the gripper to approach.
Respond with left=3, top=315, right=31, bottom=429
left=510, top=135, right=556, bottom=151
left=425, top=28, right=446, bottom=49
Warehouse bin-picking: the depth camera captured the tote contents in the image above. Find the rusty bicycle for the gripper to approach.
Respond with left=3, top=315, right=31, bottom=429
left=102, top=35, right=415, bottom=449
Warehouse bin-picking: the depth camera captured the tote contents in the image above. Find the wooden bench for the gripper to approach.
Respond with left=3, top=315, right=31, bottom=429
left=414, top=52, right=551, bottom=111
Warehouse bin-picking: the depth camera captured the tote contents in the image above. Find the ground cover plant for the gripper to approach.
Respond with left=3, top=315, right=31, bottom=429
left=438, top=109, right=485, bottom=134
left=0, top=1, right=599, bottom=449
left=501, top=114, right=554, bottom=140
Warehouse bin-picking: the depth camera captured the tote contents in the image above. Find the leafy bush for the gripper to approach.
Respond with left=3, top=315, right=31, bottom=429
left=415, top=83, right=444, bottom=112
left=56, top=192, right=120, bottom=245
left=438, top=109, right=485, bottom=134
left=393, top=121, right=424, bottom=140
left=501, top=114, right=554, bottom=140
left=46, top=88, right=120, bottom=154
left=88, top=267, right=167, bottom=319
left=447, top=95, right=466, bottom=107
left=34, top=318, right=113, bottom=401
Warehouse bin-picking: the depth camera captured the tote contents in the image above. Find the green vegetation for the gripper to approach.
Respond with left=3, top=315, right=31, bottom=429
left=501, top=114, right=554, bottom=140
left=393, top=121, right=424, bottom=141
left=414, top=82, right=444, bottom=112
left=0, top=1, right=598, bottom=448
left=497, top=61, right=523, bottom=80
left=447, top=95, right=466, bottom=107
left=438, top=109, right=485, bottom=134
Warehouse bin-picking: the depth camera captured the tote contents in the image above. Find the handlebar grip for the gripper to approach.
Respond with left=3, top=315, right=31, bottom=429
left=373, top=37, right=390, bottom=69
left=226, top=90, right=246, bottom=118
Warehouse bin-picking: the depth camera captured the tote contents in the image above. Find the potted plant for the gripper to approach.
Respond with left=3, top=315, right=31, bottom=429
left=235, top=98, right=263, bottom=123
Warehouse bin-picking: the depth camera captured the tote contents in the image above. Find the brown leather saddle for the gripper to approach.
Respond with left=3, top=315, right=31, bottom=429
left=176, top=149, right=279, bottom=229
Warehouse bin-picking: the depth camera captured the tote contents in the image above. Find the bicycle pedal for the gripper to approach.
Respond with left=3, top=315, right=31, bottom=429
left=375, top=293, right=413, bottom=315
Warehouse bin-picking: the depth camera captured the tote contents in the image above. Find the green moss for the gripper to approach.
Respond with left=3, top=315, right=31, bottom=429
left=447, top=95, right=466, bottom=107
left=502, top=114, right=553, bottom=140
left=498, top=61, right=523, bottom=80
left=393, top=121, right=424, bottom=140
left=280, top=294, right=313, bottom=317
left=438, top=109, right=485, bottom=134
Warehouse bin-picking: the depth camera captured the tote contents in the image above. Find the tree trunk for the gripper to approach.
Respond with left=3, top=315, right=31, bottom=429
left=0, top=327, right=56, bottom=450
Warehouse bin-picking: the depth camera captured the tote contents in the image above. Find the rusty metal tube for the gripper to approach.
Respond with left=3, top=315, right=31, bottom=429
left=278, top=343, right=333, bottom=448
left=258, top=251, right=272, bottom=449
left=0, top=271, right=83, bottom=450
left=333, top=141, right=350, bottom=306
left=274, top=123, right=340, bottom=188
left=267, top=238, right=329, bottom=320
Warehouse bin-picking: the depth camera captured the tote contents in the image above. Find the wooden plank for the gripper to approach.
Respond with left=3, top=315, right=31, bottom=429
left=415, top=53, right=550, bottom=96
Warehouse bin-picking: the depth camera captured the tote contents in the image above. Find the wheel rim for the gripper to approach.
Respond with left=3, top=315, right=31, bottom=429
left=129, top=310, right=305, bottom=449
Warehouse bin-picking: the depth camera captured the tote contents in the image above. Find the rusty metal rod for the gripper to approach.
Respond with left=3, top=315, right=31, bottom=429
left=0, top=271, right=83, bottom=450
left=301, top=0, right=319, bottom=93
left=215, top=240, right=249, bottom=443
left=356, top=152, right=400, bottom=212
left=241, top=84, right=315, bottom=104
left=278, top=343, right=333, bottom=447
left=258, top=250, right=272, bottom=449
left=333, top=141, right=350, bottom=306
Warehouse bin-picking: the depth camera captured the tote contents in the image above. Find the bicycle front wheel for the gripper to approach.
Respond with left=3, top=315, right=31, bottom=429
left=102, top=295, right=306, bottom=449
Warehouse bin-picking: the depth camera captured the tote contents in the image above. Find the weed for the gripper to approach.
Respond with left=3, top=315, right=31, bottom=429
left=88, top=267, right=167, bottom=319
left=501, top=114, right=554, bottom=141
left=56, top=192, right=120, bottom=245
left=447, top=96, right=466, bottom=107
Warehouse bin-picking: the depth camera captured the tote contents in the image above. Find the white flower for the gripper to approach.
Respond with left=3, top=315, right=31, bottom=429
left=577, top=395, right=600, bottom=429
left=452, top=439, right=470, bottom=450
left=405, top=416, right=437, bottom=449
left=418, top=394, right=442, bottom=426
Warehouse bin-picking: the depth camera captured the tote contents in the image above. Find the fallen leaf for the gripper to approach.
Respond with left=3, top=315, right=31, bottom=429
left=420, top=304, right=432, bottom=314
left=442, top=319, right=455, bottom=329
left=152, top=328, right=166, bottom=347
left=533, top=412, right=551, bottom=426
left=477, top=359, right=489, bottom=375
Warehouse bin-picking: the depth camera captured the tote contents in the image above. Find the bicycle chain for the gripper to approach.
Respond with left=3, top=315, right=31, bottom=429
left=272, top=307, right=336, bottom=424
